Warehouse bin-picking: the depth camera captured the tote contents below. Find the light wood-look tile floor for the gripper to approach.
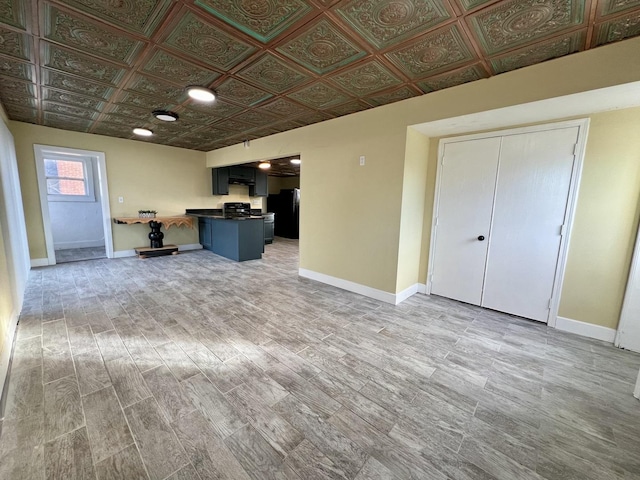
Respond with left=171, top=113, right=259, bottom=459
left=1, top=238, right=640, bottom=480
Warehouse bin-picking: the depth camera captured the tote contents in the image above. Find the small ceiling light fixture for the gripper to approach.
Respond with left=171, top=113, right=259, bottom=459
left=153, top=110, right=179, bottom=122
left=243, top=139, right=250, bottom=148
left=133, top=127, right=153, bottom=137
left=290, top=158, right=301, bottom=165
left=258, top=162, right=271, bottom=169
left=186, top=86, right=216, bottom=102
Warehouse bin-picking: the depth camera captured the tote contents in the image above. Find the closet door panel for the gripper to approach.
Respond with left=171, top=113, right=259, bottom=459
left=431, top=137, right=501, bottom=305
left=481, top=127, right=579, bottom=322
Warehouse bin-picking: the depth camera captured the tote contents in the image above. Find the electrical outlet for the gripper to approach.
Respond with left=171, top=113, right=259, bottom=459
left=118, top=196, right=124, bottom=203
left=359, top=156, right=365, bottom=166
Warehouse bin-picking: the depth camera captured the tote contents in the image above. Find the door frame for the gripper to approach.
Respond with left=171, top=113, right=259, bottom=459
left=615, top=217, right=640, bottom=351
left=34, top=144, right=113, bottom=265
left=426, top=118, right=590, bottom=326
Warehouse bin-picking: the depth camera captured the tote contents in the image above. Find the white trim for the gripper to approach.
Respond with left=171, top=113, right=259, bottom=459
left=34, top=145, right=114, bottom=265
left=54, top=240, right=105, bottom=250
left=114, top=243, right=203, bottom=258
left=426, top=119, right=590, bottom=327
left=555, top=316, right=617, bottom=343
left=634, top=369, right=640, bottom=400
left=396, top=284, right=419, bottom=304
left=0, top=309, right=18, bottom=401
left=30, top=258, right=49, bottom=268
left=178, top=243, right=203, bottom=252
left=44, top=154, right=96, bottom=203
left=615, top=217, right=640, bottom=351
left=416, top=283, right=427, bottom=294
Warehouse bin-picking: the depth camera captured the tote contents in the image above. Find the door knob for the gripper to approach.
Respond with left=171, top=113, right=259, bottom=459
left=477, top=235, right=485, bottom=241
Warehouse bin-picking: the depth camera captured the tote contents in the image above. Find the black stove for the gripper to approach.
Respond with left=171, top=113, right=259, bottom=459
left=223, top=202, right=253, bottom=218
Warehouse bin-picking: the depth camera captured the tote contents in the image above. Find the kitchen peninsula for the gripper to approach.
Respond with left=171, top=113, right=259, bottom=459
left=186, top=204, right=264, bottom=262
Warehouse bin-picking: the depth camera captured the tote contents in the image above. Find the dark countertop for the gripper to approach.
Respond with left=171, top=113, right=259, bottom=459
left=186, top=208, right=269, bottom=220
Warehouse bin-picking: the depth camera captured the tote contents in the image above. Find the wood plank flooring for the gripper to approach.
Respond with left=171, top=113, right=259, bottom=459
left=1, top=238, right=640, bottom=479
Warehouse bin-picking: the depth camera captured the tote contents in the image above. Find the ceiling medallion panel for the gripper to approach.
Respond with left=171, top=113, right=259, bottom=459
left=3, top=105, right=36, bottom=122
left=194, top=0, right=312, bottom=43
left=44, top=5, right=143, bottom=64
left=237, top=53, right=310, bottom=93
left=0, top=75, right=35, bottom=97
left=0, top=57, right=33, bottom=81
left=276, top=18, right=366, bottom=74
left=211, top=118, right=254, bottom=132
left=469, top=0, right=585, bottom=55
left=42, top=87, right=103, bottom=110
left=42, top=42, right=127, bottom=85
left=595, top=10, right=640, bottom=45
left=42, top=69, right=114, bottom=100
left=326, top=100, right=368, bottom=117
left=366, top=85, right=418, bottom=106
left=329, top=60, right=401, bottom=96
left=215, top=78, right=273, bottom=106
left=490, top=30, right=584, bottom=74
left=258, top=97, right=312, bottom=117
left=187, top=99, right=243, bottom=118
left=174, top=106, right=219, bottom=124
left=101, top=113, right=136, bottom=126
left=0, top=0, right=26, bottom=29
left=294, top=110, right=332, bottom=125
left=458, top=0, right=495, bottom=11
left=126, top=74, right=187, bottom=102
left=599, top=0, right=640, bottom=17
left=417, top=64, right=487, bottom=92
left=92, top=122, right=134, bottom=138
left=0, top=26, right=30, bottom=60
left=43, top=112, right=92, bottom=132
left=42, top=101, right=98, bottom=120
left=287, top=81, right=350, bottom=108
left=106, top=104, right=153, bottom=121
left=142, top=49, right=220, bottom=86
left=55, top=0, right=172, bottom=36
left=385, top=25, right=475, bottom=79
left=231, top=109, right=280, bottom=126
left=116, top=91, right=173, bottom=110
left=163, top=11, right=257, bottom=70
left=335, top=0, right=451, bottom=49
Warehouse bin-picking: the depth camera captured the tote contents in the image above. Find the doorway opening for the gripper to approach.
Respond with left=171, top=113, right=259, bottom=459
left=34, top=145, right=113, bottom=265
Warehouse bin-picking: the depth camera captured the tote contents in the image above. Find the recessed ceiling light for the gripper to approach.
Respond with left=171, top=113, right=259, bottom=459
left=258, top=162, right=271, bottom=169
left=133, top=127, right=153, bottom=137
left=153, top=110, right=179, bottom=122
left=186, top=86, right=216, bottom=102
left=290, top=158, right=301, bottom=165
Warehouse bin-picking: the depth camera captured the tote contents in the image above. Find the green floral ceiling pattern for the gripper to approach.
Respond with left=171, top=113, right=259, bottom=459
left=0, top=0, right=639, bottom=150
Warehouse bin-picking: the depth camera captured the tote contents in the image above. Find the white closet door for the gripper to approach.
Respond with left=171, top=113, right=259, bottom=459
left=431, top=137, right=501, bottom=305
left=481, top=127, right=579, bottom=322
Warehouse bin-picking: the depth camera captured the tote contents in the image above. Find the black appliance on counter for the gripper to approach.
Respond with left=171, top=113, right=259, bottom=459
left=223, top=202, right=253, bottom=218
left=267, top=188, right=299, bottom=239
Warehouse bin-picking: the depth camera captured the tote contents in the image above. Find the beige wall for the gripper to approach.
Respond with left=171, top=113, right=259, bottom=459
left=268, top=176, right=300, bottom=195
left=207, top=36, right=640, bottom=329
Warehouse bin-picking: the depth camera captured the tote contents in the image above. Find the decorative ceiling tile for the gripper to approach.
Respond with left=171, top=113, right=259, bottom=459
left=0, top=57, right=33, bottom=81
left=599, top=0, right=640, bottom=17
left=126, top=74, right=186, bottom=102
left=271, top=119, right=304, bottom=132
left=325, top=100, right=369, bottom=117
left=142, top=49, right=220, bottom=87
left=43, top=112, right=92, bottom=132
left=468, top=0, right=586, bottom=55
left=211, top=118, right=254, bottom=132
left=0, top=75, right=34, bottom=95
left=490, top=31, right=584, bottom=74
left=366, top=85, right=418, bottom=106
left=417, top=64, right=487, bottom=92
left=187, top=99, right=244, bottom=118
left=0, top=0, right=26, bottom=29
left=329, top=60, right=401, bottom=96
left=174, top=128, right=233, bottom=143
left=257, top=98, right=312, bottom=117
left=458, top=0, right=495, bottom=11
left=147, top=122, right=199, bottom=137
left=44, top=101, right=100, bottom=120
left=55, top=0, right=172, bottom=36
left=231, top=109, right=280, bottom=126
left=41, top=43, right=126, bottom=85
left=0, top=26, right=30, bottom=60
left=92, top=123, right=134, bottom=138
left=335, top=0, right=451, bottom=49
left=163, top=11, right=257, bottom=70
left=4, top=105, right=37, bottom=122
left=42, top=69, right=114, bottom=99
left=293, top=110, right=332, bottom=125
left=276, top=18, right=366, bottom=75
left=287, top=82, right=350, bottom=108
left=175, top=106, right=216, bottom=124
left=385, top=25, right=475, bottom=79
left=100, top=113, right=141, bottom=126
left=42, top=87, right=104, bottom=110
left=106, top=104, right=153, bottom=121
left=43, top=5, right=143, bottom=64
left=595, top=10, right=640, bottom=45
left=0, top=93, right=35, bottom=109
left=215, top=78, right=272, bottom=106
left=116, top=91, right=173, bottom=110
left=237, top=53, right=310, bottom=94
left=194, top=0, right=312, bottom=43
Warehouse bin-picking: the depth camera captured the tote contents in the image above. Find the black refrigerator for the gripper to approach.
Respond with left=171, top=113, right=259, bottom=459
left=267, top=188, right=299, bottom=239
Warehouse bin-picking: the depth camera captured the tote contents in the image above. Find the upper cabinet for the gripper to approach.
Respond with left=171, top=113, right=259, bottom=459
left=212, top=167, right=229, bottom=195
left=211, top=166, right=267, bottom=197
left=250, top=170, right=267, bottom=197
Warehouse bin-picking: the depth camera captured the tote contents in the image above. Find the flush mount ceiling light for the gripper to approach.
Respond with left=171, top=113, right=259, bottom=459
left=290, top=158, right=301, bottom=165
left=152, top=110, right=179, bottom=122
left=133, top=127, right=153, bottom=137
left=186, top=86, right=216, bottom=102
left=258, top=162, right=271, bottom=169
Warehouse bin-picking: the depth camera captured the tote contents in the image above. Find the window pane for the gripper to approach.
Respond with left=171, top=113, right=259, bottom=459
left=47, top=178, right=86, bottom=196
left=44, top=159, right=84, bottom=179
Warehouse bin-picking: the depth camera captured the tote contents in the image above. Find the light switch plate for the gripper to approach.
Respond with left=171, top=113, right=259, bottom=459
left=359, top=156, right=365, bottom=166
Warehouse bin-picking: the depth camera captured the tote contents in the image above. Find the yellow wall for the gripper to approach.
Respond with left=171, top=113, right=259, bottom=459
left=207, top=36, right=640, bottom=329
left=268, top=176, right=300, bottom=195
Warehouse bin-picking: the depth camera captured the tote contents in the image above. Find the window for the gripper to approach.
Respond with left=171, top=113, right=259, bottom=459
left=44, top=156, right=95, bottom=202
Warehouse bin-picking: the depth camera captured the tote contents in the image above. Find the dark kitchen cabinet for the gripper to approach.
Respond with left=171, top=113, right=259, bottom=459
left=212, top=167, right=229, bottom=195
left=198, top=216, right=264, bottom=261
left=228, top=166, right=255, bottom=183
left=249, top=170, right=268, bottom=197
left=198, top=218, right=213, bottom=250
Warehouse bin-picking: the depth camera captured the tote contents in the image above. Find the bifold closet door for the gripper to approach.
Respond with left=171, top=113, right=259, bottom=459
left=430, top=137, right=501, bottom=305
left=481, top=127, right=579, bottom=322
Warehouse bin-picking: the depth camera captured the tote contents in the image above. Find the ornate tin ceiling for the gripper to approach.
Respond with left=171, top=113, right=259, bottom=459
left=0, top=0, right=639, bottom=151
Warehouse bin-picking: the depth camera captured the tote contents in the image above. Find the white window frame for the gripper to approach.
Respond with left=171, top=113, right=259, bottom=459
left=44, top=154, right=96, bottom=202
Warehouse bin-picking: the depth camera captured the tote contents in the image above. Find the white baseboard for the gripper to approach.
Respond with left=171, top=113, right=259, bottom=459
left=555, top=316, right=617, bottom=343
left=298, top=269, right=421, bottom=305
left=114, top=243, right=203, bottom=258
left=0, top=309, right=18, bottom=400
left=54, top=239, right=105, bottom=250
left=417, top=283, right=428, bottom=294
left=30, top=258, right=49, bottom=267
